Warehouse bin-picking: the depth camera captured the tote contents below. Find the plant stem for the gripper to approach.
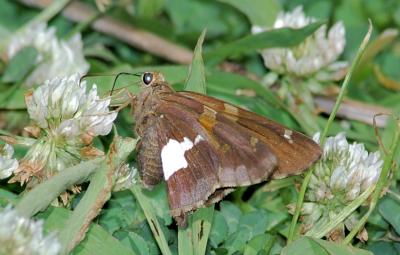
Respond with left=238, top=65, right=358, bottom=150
left=343, top=121, right=400, bottom=244
left=319, top=24, right=372, bottom=145
left=64, top=4, right=113, bottom=40
left=305, top=185, right=374, bottom=238
left=15, top=158, right=103, bottom=217
left=287, top=21, right=372, bottom=243
left=58, top=136, right=136, bottom=255
left=29, top=0, right=72, bottom=25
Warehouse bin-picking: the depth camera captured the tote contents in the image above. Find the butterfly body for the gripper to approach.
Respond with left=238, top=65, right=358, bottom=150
left=132, top=72, right=321, bottom=226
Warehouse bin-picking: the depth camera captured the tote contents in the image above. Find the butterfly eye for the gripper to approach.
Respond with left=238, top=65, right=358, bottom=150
left=143, top=73, right=153, bottom=86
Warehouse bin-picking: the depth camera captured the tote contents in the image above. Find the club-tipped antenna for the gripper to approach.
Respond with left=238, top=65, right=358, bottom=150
left=79, top=72, right=144, bottom=96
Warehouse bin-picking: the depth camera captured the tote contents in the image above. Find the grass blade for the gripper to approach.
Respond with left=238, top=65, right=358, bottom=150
left=184, top=29, right=207, bottom=94
left=131, top=185, right=173, bottom=255
left=219, top=0, right=279, bottom=27
left=178, top=226, right=194, bottom=255
left=192, top=206, right=215, bottom=255
left=178, top=206, right=215, bottom=255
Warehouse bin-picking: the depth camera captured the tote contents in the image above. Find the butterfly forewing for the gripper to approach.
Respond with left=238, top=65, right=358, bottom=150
left=169, top=91, right=322, bottom=178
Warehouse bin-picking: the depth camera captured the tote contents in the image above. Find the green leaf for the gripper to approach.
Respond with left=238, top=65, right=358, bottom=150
left=312, top=238, right=374, bottom=255
left=379, top=196, right=400, bottom=235
left=0, top=188, right=18, bottom=206
left=2, top=46, right=37, bottom=83
left=281, top=237, right=329, bottom=255
left=224, top=210, right=271, bottom=254
left=113, top=224, right=161, bottom=255
left=39, top=207, right=137, bottom=255
left=243, top=233, right=275, bottom=255
left=0, top=87, right=26, bottom=110
left=164, top=0, right=247, bottom=39
left=178, top=206, right=215, bottom=255
left=367, top=241, right=400, bottom=255
left=281, top=237, right=373, bottom=255
left=98, top=191, right=146, bottom=234
left=209, top=211, right=228, bottom=247
left=120, top=232, right=151, bottom=255
left=218, top=0, right=280, bottom=27
left=204, top=21, right=325, bottom=65
left=136, top=0, right=165, bottom=18
left=367, top=207, right=389, bottom=230
left=141, top=182, right=172, bottom=225
left=219, top=201, right=242, bottom=235
left=184, top=29, right=206, bottom=94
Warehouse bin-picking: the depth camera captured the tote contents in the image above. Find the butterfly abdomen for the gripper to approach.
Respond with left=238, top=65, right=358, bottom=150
left=137, top=117, right=164, bottom=188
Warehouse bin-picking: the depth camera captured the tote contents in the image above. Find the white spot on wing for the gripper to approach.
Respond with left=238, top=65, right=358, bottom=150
left=161, top=137, right=193, bottom=180
left=284, top=129, right=294, bottom=144
left=194, top=134, right=205, bottom=145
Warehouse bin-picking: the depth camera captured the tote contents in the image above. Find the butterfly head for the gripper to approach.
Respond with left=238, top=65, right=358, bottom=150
left=141, top=72, right=165, bottom=87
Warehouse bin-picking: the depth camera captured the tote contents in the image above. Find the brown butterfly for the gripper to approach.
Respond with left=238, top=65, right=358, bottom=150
left=131, top=71, right=321, bottom=227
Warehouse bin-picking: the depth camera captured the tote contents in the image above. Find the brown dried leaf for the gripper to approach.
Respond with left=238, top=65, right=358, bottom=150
left=24, top=126, right=41, bottom=138
left=80, top=146, right=104, bottom=158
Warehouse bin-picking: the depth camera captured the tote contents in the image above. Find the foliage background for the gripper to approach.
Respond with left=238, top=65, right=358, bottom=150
left=0, top=0, right=399, bottom=255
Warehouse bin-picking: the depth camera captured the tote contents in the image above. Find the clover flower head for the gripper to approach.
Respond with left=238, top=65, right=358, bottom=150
left=11, top=74, right=117, bottom=185
left=310, top=132, right=383, bottom=202
left=301, top=132, right=383, bottom=238
left=26, top=74, right=117, bottom=140
left=0, top=143, right=19, bottom=179
left=0, top=205, right=60, bottom=255
left=252, top=6, right=346, bottom=77
left=7, top=22, right=89, bottom=87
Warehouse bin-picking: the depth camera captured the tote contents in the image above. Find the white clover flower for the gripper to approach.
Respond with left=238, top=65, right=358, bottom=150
left=310, top=132, right=383, bottom=202
left=10, top=74, right=117, bottom=184
left=0, top=143, right=19, bottom=179
left=7, top=22, right=89, bottom=87
left=0, top=206, right=60, bottom=255
left=301, top=132, right=383, bottom=238
left=26, top=74, right=117, bottom=139
left=252, top=6, right=346, bottom=77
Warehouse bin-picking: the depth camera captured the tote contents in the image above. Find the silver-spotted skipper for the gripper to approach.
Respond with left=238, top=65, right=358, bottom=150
left=131, top=72, right=321, bottom=227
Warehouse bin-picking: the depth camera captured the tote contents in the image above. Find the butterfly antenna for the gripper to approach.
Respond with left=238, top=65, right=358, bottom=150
left=111, top=72, right=143, bottom=96
left=79, top=73, right=119, bottom=86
